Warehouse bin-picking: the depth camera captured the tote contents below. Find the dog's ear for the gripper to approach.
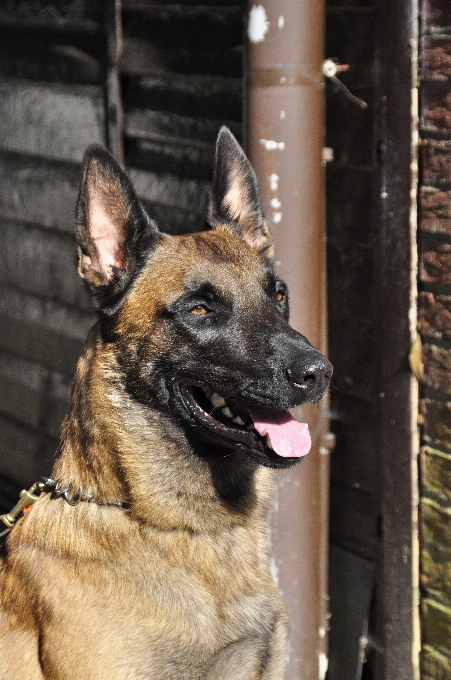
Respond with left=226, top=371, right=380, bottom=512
left=207, top=127, right=274, bottom=260
left=76, top=144, right=160, bottom=312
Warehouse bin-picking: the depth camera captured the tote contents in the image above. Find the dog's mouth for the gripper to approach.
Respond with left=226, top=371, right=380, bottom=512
left=180, top=385, right=311, bottom=468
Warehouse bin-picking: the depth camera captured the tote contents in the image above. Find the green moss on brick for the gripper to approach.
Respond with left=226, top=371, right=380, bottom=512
left=422, top=597, right=451, bottom=655
left=422, top=644, right=451, bottom=680
left=422, top=446, right=451, bottom=504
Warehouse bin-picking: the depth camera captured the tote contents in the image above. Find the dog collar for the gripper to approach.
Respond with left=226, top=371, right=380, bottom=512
left=0, top=477, right=128, bottom=538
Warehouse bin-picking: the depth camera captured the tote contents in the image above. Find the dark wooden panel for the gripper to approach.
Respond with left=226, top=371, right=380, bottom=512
left=0, top=350, right=70, bottom=440
left=326, top=7, right=376, bottom=88
left=328, top=545, right=375, bottom=680
left=0, top=153, right=80, bottom=232
left=0, top=24, right=104, bottom=86
left=330, top=394, right=378, bottom=490
left=0, top=81, right=104, bottom=161
left=121, top=37, right=242, bottom=79
left=0, top=285, right=93, bottom=375
left=329, top=482, right=378, bottom=559
left=373, top=0, right=418, bottom=675
left=0, top=0, right=102, bottom=24
left=326, top=88, right=375, bottom=167
left=0, top=220, right=90, bottom=311
left=123, top=74, right=242, bottom=121
left=0, top=414, right=56, bottom=512
left=326, top=167, right=377, bottom=243
left=129, top=167, right=210, bottom=216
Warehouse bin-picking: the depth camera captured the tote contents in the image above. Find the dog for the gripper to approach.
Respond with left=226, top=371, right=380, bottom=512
left=0, top=127, right=331, bottom=679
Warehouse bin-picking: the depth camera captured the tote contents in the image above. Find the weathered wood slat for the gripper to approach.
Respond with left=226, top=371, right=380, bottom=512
left=0, top=35, right=102, bottom=86
left=0, top=220, right=90, bottom=311
left=125, top=108, right=239, bottom=147
left=0, top=413, right=56, bottom=507
left=141, top=201, right=207, bottom=234
left=129, top=167, right=210, bottom=214
left=121, top=38, right=242, bottom=79
left=123, top=4, right=242, bottom=48
left=0, top=0, right=102, bottom=24
left=0, top=80, right=104, bottom=161
left=0, top=350, right=70, bottom=440
left=127, top=138, right=214, bottom=182
left=329, top=482, right=378, bottom=560
left=0, top=153, right=80, bottom=233
left=124, top=75, right=242, bottom=121
left=123, top=1, right=243, bottom=11
left=0, top=285, right=93, bottom=375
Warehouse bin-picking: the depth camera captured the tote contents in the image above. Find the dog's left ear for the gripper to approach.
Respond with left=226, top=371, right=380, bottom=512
left=207, top=127, right=274, bottom=260
left=76, top=144, right=160, bottom=312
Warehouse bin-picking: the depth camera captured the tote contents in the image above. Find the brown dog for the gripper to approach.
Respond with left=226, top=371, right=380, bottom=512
left=0, top=128, right=331, bottom=679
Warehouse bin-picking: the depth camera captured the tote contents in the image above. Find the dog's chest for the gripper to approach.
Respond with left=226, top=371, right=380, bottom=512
left=36, top=532, right=281, bottom=678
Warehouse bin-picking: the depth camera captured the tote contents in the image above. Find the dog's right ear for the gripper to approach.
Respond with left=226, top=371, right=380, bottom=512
left=76, top=145, right=160, bottom=312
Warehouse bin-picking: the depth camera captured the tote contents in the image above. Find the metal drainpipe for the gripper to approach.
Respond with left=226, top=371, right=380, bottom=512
left=246, top=2, right=328, bottom=679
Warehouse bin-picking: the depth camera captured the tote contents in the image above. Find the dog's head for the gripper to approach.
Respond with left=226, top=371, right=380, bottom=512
left=75, top=128, right=332, bottom=469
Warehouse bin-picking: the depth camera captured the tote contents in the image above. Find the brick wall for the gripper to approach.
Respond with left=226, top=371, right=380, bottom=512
left=419, top=0, right=451, bottom=675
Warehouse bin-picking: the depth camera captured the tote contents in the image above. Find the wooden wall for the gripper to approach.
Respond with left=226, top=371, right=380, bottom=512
left=325, top=0, right=380, bottom=675
left=0, top=0, right=244, bottom=512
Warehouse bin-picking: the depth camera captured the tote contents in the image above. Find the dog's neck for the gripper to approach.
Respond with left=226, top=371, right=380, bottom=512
left=52, top=326, right=271, bottom=533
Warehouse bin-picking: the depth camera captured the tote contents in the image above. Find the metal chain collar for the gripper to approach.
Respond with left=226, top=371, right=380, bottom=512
left=0, top=477, right=127, bottom=538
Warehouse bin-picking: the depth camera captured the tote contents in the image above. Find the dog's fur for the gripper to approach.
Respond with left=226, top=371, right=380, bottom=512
left=0, top=128, right=331, bottom=679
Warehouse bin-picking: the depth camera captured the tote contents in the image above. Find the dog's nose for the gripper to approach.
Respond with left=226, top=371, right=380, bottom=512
left=286, top=352, right=333, bottom=397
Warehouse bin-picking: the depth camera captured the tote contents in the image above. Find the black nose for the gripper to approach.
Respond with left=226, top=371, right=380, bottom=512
left=286, top=352, right=333, bottom=398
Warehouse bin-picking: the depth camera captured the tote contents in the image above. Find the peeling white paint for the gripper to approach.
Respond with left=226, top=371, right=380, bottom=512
left=260, top=139, right=285, bottom=151
left=278, top=15, right=284, bottom=29
left=269, top=173, right=279, bottom=191
left=270, top=197, right=282, bottom=209
left=319, top=652, right=329, bottom=680
left=248, top=5, right=270, bottom=44
left=273, top=212, right=282, bottom=224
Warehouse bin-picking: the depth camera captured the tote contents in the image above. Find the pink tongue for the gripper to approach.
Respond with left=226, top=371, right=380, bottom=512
left=249, top=411, right=312, bottom=458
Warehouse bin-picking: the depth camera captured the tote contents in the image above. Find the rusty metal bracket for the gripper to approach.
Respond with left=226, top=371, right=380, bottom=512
left=323, top=59, right=368, bottom=109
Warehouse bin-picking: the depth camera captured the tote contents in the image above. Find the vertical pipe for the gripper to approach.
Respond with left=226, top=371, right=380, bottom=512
left=246, top=2, right=327, bottom=679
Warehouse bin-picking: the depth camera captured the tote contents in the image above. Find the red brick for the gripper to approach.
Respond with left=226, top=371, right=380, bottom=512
left=423, top=344, right=451, bottom=392
left=422, top=0, right=451, bottom=30
left=420, top=187, right=451, bottom=235
left=422, top=35, right=451, bottom=83
left=421, top=139, right=451, bottom=183
left=423, top=89, right=451, bottom=133
left=419, top=292, right=451, bottom=340
left=421, top=242, right=451, bottom=284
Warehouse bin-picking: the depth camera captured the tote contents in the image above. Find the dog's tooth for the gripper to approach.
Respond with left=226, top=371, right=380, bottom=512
left=222, top=407, right=233, bottom=419
left=233, top=416, right=245, bottom=426
left=210, top=392, right=226, bottom=408
left=265, top=435, right=274, bottom=450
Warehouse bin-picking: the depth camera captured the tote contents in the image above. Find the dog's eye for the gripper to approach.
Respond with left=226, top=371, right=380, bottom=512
left=190, top=305, right=209, bottom=315
left=276, top=290, right=285, bottom=302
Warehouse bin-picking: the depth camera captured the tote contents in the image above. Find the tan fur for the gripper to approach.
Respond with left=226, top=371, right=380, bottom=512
left=0, top=227, right=288, bottom=680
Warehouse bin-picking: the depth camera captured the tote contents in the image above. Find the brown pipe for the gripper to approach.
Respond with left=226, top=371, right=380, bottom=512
left=246, top=2, right=328, bottom=678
